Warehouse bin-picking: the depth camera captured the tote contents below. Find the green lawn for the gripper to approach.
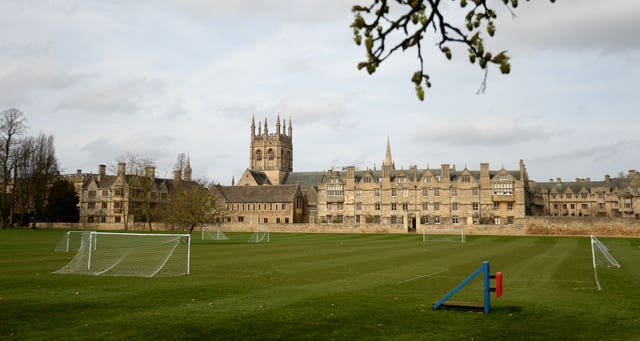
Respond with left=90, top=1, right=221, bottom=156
left=1, top=229, right=639, bottom=340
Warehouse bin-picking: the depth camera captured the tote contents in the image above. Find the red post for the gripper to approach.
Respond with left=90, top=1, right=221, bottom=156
left=495, top=272, right=502, bottom=297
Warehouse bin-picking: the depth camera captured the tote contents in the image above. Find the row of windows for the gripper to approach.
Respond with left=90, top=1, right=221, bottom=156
left=226, top=203, right=288, bottom=211
left=352, top=187, right=482, bottom=198
left=87, top=202, right=123, bottom=210
left=227, top=216, right=290, bottom=224
left=550, top=192, right=607, bottom=199
left=327, top=202, right=514, bottom=212
left=324, top=215, right=516, bottom=225
left=86, top=215, right=122, bottom=223
left=358, top=174, right=509, bottom=184
left=86, top=189, right=163, bottom=199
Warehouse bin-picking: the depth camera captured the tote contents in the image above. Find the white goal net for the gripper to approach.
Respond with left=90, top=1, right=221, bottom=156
left=53, top=232, right=191, bottom=277
left=249, top=228, right=269, bottom=243
left=591, top=235, right=621, bottom=290
left=422, top=228, right=465, bottom=243
left=201, top=225, right=229, bottom=240
left=54, top=230, right=94, bottom=252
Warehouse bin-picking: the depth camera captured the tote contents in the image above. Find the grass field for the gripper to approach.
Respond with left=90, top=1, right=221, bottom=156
left=1, top=229, right=639, bottom=340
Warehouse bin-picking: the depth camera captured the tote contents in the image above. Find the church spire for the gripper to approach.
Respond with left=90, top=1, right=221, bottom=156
left=384, top=136, right=394, bottom=170
left=276, top=114, right=281, bottom=136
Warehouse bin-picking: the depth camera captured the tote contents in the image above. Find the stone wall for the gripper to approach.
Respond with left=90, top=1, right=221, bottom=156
left=524, top=216, right=640, bottom=237
left=35, top=216, right=640, bottom=237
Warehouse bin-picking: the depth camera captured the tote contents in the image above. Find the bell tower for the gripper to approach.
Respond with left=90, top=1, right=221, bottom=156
left=249, top=114, right=293, bottom=184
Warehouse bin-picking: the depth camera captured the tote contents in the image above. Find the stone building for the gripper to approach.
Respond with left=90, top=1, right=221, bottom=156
left=64, top=157, right=193, bottom=227
left=219, top=116, right=531, bottom=230
left=529, top=171, right=640, bottom=219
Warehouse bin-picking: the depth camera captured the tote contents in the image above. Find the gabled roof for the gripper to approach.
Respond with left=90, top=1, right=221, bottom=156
left=218, top=184, right=301, bottom=203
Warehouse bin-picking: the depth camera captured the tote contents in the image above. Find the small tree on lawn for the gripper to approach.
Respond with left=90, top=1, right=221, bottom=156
left=165, top=179, right=226, bottom=233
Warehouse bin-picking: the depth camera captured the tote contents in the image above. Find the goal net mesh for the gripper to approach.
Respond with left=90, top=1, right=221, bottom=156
left=422, top=228, right=466, bottom=243
left=249, top=229, right=269, bottom=243
left=591, top=235, right=621, bottom=290
left=54, top=231, right=94, bottom=252
left=202, top=225, right=229, bottom=240
left=53, top=232, right=190, bottom=277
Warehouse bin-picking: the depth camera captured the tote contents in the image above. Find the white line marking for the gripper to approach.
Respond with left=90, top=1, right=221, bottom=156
left=397, top=268, right=449, bottom=285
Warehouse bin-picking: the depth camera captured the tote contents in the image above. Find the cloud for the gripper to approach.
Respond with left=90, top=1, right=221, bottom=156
left=0, top=57, right=88, bottom=104
left=57, top=78, right=166, bottom=115
left=496, top=1, right=640, bottom=54
left=410, top=117, right=555, bottom=146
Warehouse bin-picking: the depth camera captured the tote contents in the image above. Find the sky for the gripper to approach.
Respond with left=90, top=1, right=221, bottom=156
left=1, top=0, right=639, bottom=185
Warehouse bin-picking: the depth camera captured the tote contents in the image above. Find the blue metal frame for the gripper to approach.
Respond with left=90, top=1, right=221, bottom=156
left=433, top=261, right=491, bottom=313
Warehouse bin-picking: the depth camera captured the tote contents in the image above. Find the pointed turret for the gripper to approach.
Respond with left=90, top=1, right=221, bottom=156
left=276, top=114, right=281, bottom=137
left=264, top=118, right=268, bottom=136
left=288, top=118, right=292, bottom=138
left=184, top=155, right=192, bottom=182
left=251, top=116, right=256, bottom=140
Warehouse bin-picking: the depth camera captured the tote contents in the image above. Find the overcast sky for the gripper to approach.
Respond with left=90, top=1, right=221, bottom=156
left=2, top=1, right=639, bottom=184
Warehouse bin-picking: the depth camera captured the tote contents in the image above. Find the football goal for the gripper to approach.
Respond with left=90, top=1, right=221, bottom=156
left=422, top=228, right=466, bottom=243
left=591, top=235, right=621, bottom=290
left=53, top=232, right=191, bottom=277
left=54, top=230, right=95, bottom=252
left=202, top=225, right=229, bottom=240
left=249, top=228, right=269, bottom=243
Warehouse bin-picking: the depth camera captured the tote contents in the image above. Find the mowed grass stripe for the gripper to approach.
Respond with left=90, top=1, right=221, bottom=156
left=2, top=229, right=639, bottom=340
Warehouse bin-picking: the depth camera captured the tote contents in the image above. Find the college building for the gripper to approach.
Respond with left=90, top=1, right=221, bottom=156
left=215, top=116, right=539, bottom=230
left=63, top=115, right=640, bottom=229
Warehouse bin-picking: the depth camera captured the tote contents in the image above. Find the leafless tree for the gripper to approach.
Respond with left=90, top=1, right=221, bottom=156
left=165, top=179, right=226, bottom=233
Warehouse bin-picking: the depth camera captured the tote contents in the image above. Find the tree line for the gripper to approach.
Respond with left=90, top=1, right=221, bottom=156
left=0, top=108, right=77, bottom=227
left=1, top=108, right=225, bottom=231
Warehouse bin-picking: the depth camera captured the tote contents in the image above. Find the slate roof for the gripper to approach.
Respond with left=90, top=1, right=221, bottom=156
left=282, top=172, right=325, bottom=191
left=218, top=184, right=301, bottom=203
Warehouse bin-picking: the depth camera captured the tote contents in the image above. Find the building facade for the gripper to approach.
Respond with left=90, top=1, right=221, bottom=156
left=220, top=116, right=534, bottom=229
left=529, top=172, right=640, bottom=219
left=64, top=158, right=193, bottom=227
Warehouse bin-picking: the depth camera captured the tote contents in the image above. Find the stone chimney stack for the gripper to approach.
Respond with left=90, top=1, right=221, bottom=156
left=98, top=164, right=106, bottom=180
left=145, top=166, right=155, bottom=179
left=441, top=164, right=450, bottom=181
left=117, top=162, right=126, bottom=176
left=480, top=163, right=489, bottom=178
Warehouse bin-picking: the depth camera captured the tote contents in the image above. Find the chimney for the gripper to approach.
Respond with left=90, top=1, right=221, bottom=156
left=117, top=162, right=126, bottom=176
left=98, top=164, right=106, bottom=180
left=145, top=166, right=155, bottom=179
left=441, top=164, right=450, bottom=181
left=605, top=174, right=610, bottom=184
left=77, top=169, right=82, bottom=175
left=173, top=170, right=182, bottom=182
left=556, top=177, right=561, bottom=183
left=586, top=178, right=591, bottom=182
left=480, top=163, right=489, bottom=178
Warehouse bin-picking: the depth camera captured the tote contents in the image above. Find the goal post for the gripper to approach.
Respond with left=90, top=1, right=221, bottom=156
left=249, top=227, right=269, bottom=243
left=53, top=232, right=191, bottom=277
left=591, top=235, right=621, bottom=290
left=201, top=225, right=229, bottom=241
left=54, top=230, right=95, bottom=252
left=422, top=228, right=465, bottom=243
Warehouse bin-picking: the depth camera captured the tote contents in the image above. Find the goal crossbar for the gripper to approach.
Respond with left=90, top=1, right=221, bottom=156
left=422, top=228, right=465, bottom=243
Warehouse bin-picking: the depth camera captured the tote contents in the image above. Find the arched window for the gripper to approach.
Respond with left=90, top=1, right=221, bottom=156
left=267, top=149, right=275, bottom=161
left=255, top=150, right=262, bottom=162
